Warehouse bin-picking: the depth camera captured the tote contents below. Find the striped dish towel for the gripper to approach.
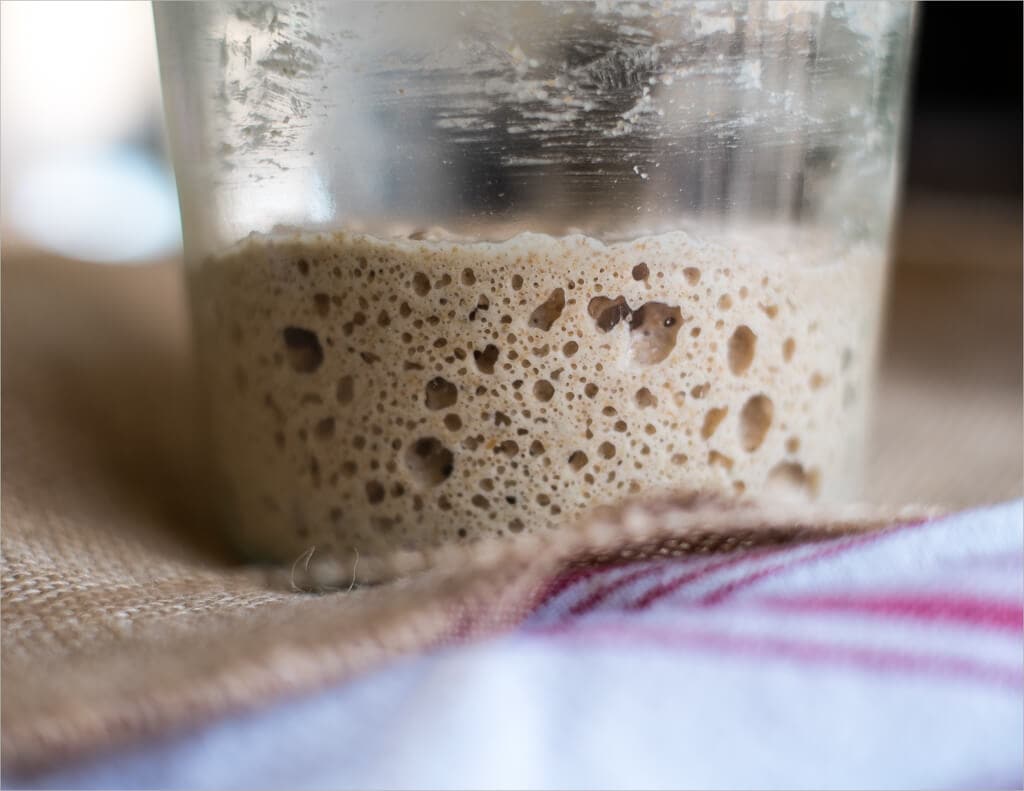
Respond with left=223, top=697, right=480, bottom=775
left=512, top=499, right=1023, bottom=789
left=530, top=503, right=1021, bottom=688
left=12, top=501, right=1023, bottom=790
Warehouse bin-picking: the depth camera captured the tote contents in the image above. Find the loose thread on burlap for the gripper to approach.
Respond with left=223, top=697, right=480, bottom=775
left=289, top=546, right=317, bottom=593
left=346, top=548, right=360, bottom=594
left=288, top=545, right=363, bottom=595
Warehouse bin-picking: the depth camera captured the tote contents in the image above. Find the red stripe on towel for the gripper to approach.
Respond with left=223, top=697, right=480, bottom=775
left=752, top=592, right=1023, bottom=632
left=530, top=622, right=1023, bottom=690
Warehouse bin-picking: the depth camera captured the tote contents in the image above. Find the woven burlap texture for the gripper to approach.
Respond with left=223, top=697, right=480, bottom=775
left=3, top=222, right=1020, bottom=773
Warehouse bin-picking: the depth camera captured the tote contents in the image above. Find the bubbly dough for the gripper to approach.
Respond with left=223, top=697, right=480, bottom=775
left=193, top=227, right=884, bottom=570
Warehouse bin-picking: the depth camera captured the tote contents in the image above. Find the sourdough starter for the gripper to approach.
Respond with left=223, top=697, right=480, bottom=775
left=193, top=227, right=884, bottom=579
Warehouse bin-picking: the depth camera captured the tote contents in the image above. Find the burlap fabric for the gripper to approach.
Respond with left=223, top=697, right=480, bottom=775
left=2, top=202, right=1021, bottom=773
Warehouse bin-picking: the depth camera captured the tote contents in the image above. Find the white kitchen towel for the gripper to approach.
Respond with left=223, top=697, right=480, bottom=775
left=10, top=500, right=1022, bottom=790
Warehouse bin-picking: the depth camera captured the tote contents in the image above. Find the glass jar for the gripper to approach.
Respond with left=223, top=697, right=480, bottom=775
left=154, top=1, right=916, bottom=582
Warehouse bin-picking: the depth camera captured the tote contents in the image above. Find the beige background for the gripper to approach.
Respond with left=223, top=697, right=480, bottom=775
left=867, top=197, right=1022, bottom=506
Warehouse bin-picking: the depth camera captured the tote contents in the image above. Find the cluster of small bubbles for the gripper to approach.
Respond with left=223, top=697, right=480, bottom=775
left=199, top=226, right=875, bottom=575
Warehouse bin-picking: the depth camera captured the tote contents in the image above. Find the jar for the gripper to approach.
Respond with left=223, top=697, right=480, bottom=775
left=154, top=1, right=916, bottom=581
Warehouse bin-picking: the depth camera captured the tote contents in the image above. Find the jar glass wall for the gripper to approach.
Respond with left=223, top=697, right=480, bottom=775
left=155, top=1, right=915, bottom=581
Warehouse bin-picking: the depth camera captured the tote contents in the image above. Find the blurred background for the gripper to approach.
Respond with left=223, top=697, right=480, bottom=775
left=1, top=1, right=177, bottom=262
left=1, top=1, right=1021, bottom=263
left=906, top=2, right=1021, bottom=202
